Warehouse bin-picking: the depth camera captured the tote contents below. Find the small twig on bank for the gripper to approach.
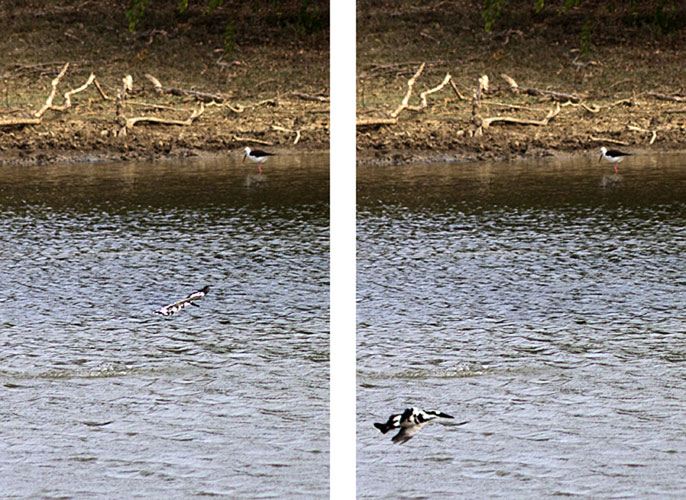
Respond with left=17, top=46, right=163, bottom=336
left=449, top=78, right=467, bottom=100
left=233, top=136, right=274, bottom=146
left=647, top=91, right=686, bottom=102
left=628, top=124, right=657, bottom=145
left=129, top=102, right=191, bottom=112
left=0, top=117, right=42, bottom=128
left=356, top=117, right=398, bottom=129
left=501, top=73, right=581, bottom=103
left=145, top=73, right=227, bottom=103
left=289, top=91, right=329, bottom=103
left=589, top=136, right=630, bottom=146
left=272, top=124, right=302, bottom=145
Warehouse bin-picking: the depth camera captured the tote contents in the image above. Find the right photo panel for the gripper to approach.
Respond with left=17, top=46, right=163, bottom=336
left=356, top=1, right=686, bottom=498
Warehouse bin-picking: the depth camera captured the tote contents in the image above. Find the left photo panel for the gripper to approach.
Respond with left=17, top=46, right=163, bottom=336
left=0, top=1, right=330, bottom=498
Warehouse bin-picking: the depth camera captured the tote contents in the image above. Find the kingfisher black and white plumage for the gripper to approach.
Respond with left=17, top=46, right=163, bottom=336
left=243, top=147, right=275, bottom=175
left=155, top=286, right=210, bottom=316
left=599, top=146, right=631, bottom=174
left=374, top=407, right=466, bottom=444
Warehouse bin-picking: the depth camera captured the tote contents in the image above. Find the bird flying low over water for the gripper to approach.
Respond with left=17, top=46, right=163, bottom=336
left=374, top=407, right=467, bottom=444
left=155, top=286, right=210, bottom=316
left=243, top=146, right=275, bottom=175
left=599, top=146, right=631, bottom=175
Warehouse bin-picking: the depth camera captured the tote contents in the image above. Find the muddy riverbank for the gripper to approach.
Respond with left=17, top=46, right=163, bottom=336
left=0, top=1, right=329, bottom=166
left=357, top=1, right=686, bottom=166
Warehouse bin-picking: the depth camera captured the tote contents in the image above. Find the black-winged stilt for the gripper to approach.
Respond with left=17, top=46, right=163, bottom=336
left=373, top=407, right=466, bottom=444
left=243, top=147, right=275, bottom=175
left=599, top=146, right=631, bottom=175
left=155, top=285, right=210, bottom=316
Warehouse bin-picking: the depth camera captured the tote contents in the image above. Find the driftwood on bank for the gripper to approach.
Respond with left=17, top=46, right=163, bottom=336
left=501, top=73, right=581, bottom=103
left=233, top=136, right=274, bottom=146
left=145, top=73, right=227, bottom=103
left=34, top=62, right=71, bottom=118
left=589, top=136, right=629, bottom=146
left=0, top=117, right=42, bottom=128
left=391, top=62, right=425, bottom=117
left=647, top=91, right=686, bottom=102
left=289, top=91, right=329, bottom=103
left=116, top=74, right=204, bottom=136
left=2, top=62, right=110, bottom=128
left=356, top=117, right=398, bottom=129
left=272, top=124, right=301, bottom=145
left=628, top=124, right=657, bottom=145
left=482, top=102, right=560, bottom=128
left=390, top=63, right=459, bottom=118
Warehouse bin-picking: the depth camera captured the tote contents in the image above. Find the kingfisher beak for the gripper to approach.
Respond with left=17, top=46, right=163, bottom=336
left=242, top=154, right=247, bottom=162
left=598, top=154, right=603, bottom=163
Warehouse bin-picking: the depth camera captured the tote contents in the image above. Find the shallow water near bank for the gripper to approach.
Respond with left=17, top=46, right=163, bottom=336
left=357, top=152, right=686, bottom=499
left=0, top=153, right=329, bottom=499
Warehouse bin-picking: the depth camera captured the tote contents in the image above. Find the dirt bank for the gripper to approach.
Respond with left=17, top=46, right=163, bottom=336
left=0, top=1, right=329, bottom=166
left=357, top=1, right=686, bottom=165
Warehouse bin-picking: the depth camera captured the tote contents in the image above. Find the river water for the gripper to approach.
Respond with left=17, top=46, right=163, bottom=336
left=357, top=153, right=686, bottom=498
left=0, top=153, right=329, bottom=499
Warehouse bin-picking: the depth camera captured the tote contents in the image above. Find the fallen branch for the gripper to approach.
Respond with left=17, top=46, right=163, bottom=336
left=647, top=91, right=686, bottom=102
left=289, top=91, right=329, bottom=103
left=233, top=136, right=274, bottom=146
left=563, top=98, right=632, bottom=114
left=124, top=103, right=204, bottom=130
left=501, top=73, right=581, bottom=102
left=589, top=136, right=630, bottom=146
left=129, top=101, right=191, bottom=112
left=482, top=102, right=560, bottom=128
left=470, top=75, right=489, bottom=136
left=628, top=124, right=657, bottom=145
left=356, top=117, right=398, bottom=128
left=0, top=117, right=42, bottom=128
left=145, top=73, right=227, bottom=103
left=414, top=72, right=452, bottom=110
left=93, top=78, right=112, bottom=101
left=449, top=78, right=467, bottom=100
left=483, top=101, right=546, bottom=112
left=51, top=73, right=97, bottom=112
left=391, top=62, right=425, bottom=118
left=272, top=124, right=302, bottom=145
left=34, top=62, right=70, bottom=118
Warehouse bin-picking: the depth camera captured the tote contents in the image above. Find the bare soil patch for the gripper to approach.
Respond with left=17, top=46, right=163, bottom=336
left=0, top=1, right=329, bottom=166
left=357, top=1, right=686, bottom=165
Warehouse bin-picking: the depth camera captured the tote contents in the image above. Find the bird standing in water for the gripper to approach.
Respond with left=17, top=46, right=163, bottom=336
left=243, top=147, right=275, bottom=175
left=374, top=407, right=466, bottom=444
left=599, top=146, right=631, bottom=175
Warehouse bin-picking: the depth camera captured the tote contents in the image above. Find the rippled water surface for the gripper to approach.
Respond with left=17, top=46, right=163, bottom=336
left=0, top=154, right=329, bottom=499
left=357, top=153, right=686, bottom=499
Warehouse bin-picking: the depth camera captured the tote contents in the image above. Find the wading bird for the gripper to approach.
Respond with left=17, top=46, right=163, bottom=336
left=599, top=146, right=631, bottom=175
left=374, top=407, right=466, bottom=444
left=243, top=147, right=275, bottom=175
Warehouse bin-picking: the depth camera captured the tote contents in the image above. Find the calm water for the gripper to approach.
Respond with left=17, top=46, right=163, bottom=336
left=0, top=153, right=329, bottom=499
left=357, top=153, right=686, bottom=499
